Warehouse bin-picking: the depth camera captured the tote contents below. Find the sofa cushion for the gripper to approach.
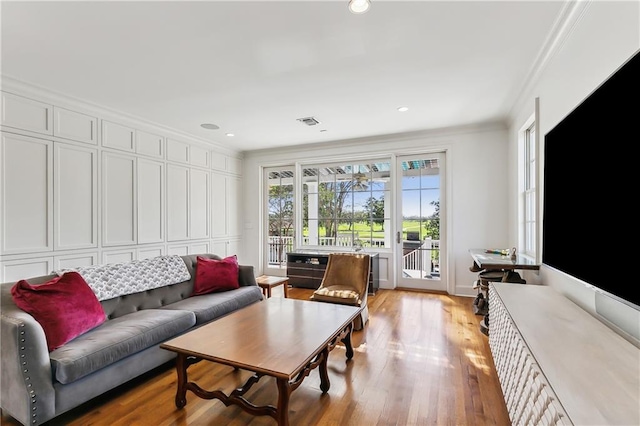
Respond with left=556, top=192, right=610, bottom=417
left=11, top=272, right=106, bottom=352
left=163, top=286, right=263, bottom=324
left=50, top=309, right=195, bottom=384
left=193, top=255, right=240, bottom=295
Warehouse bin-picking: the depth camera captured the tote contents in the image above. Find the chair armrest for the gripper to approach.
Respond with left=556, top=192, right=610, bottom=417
left=1, top=306, right=56, bottom=426
left=238, top=265, right=258, bottom=287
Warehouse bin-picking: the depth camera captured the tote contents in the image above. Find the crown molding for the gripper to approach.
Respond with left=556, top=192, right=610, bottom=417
left=508, top=0, right=592, bottom=120
left=0, top=75, right=241, bottom=157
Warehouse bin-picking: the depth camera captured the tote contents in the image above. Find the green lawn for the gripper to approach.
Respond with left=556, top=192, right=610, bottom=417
left=302, top=220, right=427, bottom=239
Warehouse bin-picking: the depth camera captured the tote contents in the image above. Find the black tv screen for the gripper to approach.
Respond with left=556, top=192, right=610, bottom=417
left=543, top=49, right=639, bottom=309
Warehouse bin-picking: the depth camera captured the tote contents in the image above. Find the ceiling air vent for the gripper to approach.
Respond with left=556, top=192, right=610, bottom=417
left=297, top=116, right=321, bottom=126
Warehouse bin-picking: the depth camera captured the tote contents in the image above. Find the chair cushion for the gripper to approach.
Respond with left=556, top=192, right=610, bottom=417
left=311, top=285, right=361, bottom=305
left=49, top=308, right=195, bottom=384
left=11, top=272, right=106, bottom=352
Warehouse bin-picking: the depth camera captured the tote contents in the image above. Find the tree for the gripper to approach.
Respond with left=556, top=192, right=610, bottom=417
left=364, top=195, right=385, bottom=230
left=423, top=200, right=440, bottom=239
left=268, top=184, right=294, bottom=263
left=317, top=181, right=357, bottom=238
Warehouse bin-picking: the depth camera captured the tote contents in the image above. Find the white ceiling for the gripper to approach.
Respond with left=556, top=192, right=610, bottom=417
left=1, top=1, right=567, bottom=152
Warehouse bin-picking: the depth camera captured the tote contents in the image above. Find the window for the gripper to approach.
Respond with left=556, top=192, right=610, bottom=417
left=265, top=167, right=295, bottom=269
left=520, top=111, right=537, bottom=258
left=301, top=161, right=391, bottom=249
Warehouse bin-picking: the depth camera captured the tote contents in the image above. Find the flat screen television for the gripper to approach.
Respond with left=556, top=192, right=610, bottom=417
left=543, top=49, right=639, bottom=309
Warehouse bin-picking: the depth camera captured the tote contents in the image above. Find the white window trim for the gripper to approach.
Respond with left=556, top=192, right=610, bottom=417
left=517, top=98, right=540, bottom=262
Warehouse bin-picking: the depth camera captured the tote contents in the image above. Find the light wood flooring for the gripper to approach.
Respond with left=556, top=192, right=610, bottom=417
left=1, top=287, right=510, bottom=426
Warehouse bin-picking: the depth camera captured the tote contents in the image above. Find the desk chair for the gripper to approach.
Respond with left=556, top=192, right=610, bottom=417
left=310, top=252, right=370, bottom=330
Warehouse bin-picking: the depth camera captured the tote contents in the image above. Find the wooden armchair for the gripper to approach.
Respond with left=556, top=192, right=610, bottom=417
left=310, top=252, right=370, bottom=330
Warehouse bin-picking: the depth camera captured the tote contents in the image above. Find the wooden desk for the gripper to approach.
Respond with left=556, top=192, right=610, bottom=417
left=469, top=249, right=540, bottom=335
left=469, top=248, right=540, bottom=272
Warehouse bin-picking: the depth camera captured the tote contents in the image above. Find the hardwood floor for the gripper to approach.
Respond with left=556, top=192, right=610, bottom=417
left=1, top=288, right=510, bottom=426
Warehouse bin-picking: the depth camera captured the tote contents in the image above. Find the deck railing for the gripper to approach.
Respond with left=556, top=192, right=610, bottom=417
left=267, top=236, right=439, bottom=274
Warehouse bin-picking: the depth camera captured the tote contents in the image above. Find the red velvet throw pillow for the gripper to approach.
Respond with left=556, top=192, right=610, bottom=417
left=11, top=272, right=106, bottom=352
left=193, top=255, right=240, bottom=296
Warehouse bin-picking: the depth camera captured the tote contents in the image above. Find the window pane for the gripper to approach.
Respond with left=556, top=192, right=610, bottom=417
left=301, top=159, right=391, bottom=248
left=266, top=167, right=295, bottom=269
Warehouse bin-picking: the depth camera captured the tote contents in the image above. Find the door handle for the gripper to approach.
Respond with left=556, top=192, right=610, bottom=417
left=397, top=231, right=401, bottom=244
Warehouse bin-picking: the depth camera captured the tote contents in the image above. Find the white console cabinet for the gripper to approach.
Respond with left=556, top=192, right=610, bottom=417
left=489, top=283, right=639, bottom=426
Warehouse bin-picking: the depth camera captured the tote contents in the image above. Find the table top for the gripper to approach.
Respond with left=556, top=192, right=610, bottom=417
left=160, top=298, right=361, bottom=379
left=256, top=275, right=288, bottom=286
left=469, top=248, right=540, bottom=270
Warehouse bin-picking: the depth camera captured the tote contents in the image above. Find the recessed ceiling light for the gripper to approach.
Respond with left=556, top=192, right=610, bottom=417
left=348, top=0, right=370, bottom=14
left=397, top=106, right=409, bottom=112
left=200, top=123, right=219, bottom=130
left=226, top=133, right=234, bottom=137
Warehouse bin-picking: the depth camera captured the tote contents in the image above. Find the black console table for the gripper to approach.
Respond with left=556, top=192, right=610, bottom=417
left=286, top=251, right=379, bottom=295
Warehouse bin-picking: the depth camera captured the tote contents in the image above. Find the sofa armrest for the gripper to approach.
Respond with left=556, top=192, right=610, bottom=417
left=1, top=307, right=56, bottom=426
left=238, top=265, right=258, bottom=287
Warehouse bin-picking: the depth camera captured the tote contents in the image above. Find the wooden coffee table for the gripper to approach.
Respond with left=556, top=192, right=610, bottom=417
left=160, top=298, right=361, bottom=426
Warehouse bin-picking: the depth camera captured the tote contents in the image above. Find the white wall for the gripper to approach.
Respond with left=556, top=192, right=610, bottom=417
left=507, top=1, right=640, bottom=342
left=0, top=80, right=244, bottom=282
left=242, top=123, right=509, bottom=296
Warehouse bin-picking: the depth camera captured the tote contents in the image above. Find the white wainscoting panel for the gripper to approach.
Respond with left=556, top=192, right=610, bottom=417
left=211, top=173, right=228, bottom=238
left=190, top=145, right=209, bottom=168
left=1, top=133, right=53, bottom=254
left=227, top=156, right=242, bottom=175
left=167, top=244, right=188, bottom=256
left=167, top=139, right=189, bottom=164
left=166, top=164, right=189, bottom=241
left=102, top=120, right=135, bottom=152
left=210, top=152, right=226, bottom=171
left=102, top=152, right=136, bottom=246
left=137, top=158, right=164, bottom=244
left=137, top=245, right=165, bottom=260
left=54, top=252, right=98, bottom=270
left=211, top=241, right=227, bottom=257
left=1, top=257, right=54, bottom=282
left=189, top=168, right=209, bottom=239
left=227, top=239, right=240, bottom=258
left=1, top=92, right=53, bottom=135
left=54, top=143, right=97, bottom=250
left=189, top=241, right=209, bottom=254
left=53, top=107, right=97, bottom=145
left=136, top=130, right=164, bottom=159
left=102, top=249, right=135, bottom=265
left=227, top=175, right=241, bottom=237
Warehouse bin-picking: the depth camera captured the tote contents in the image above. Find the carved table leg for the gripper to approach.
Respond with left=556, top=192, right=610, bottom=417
left=175, top=353, right=188, bottom=408
left=276, top=378, right=292, bottom=426
left=319, top=347, right=331, bottom=393
left=341, top=322, right=354, bottom=360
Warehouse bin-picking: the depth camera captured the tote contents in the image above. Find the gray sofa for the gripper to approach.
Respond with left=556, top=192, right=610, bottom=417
left=0, top=254, right=263, bottom=426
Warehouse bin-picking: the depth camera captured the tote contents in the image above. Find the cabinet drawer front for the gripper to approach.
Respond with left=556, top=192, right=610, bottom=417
left=288, top=276, right=321, bottom=289
left=286, top=265, right=315, bottom=275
